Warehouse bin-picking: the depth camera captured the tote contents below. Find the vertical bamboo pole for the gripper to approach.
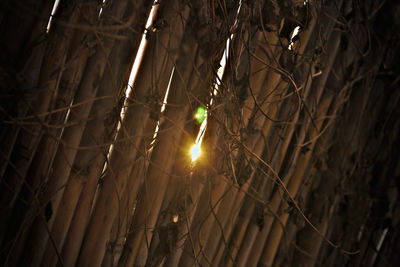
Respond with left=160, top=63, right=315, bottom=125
left=6, top=3, right=103, bottom=266
left=293, top=173, right=338, bottom=267
left=41, top=0, right=127, bottom=228
left=0, top=1, right=80, bottom=247
left=41, top=11, right=135, bottom=266
left=118, top=0, right=238, bottom=263
left=223, top=85, right=288, bottom=267
left=61, top=0, right=189, bottom=263
left=220, top=86, right=287, bottom=267
left=0, top=1, right=80, bottom=262
left=0, top=0, right=53, bottom=177
left=232, top=6, right=338, bottom=264
left=193, top=4, right=282, bottom=260
left=101, top=3, right=192, bottom=265
left=23, top=1, right=146, bottom=265
left=164, top=174, right=206, bottom=267
left=212, top=23, right=285, bottom=266
left=194, top=176, right=230, bottom=266
left=293, top=23, right=374, bottom=267
left=102, top=156, right=146, bottom=266
left=76, top=2, right=191, bottom=266
left=29, top=2, right=106, bottom=265
left=117, top=42, right=199, bottom=267
left=163, top=74, right=230, bottom=266
left=259, top=93, right=334, bottom=266
left=27, top=0, right=102, bottom=197
left=242, top=28, right=341, bottom=267
left=177, top=4, right=263, bottom=264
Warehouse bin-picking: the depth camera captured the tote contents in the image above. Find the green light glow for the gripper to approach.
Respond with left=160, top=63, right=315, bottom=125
left=194, top=105, right=207, bottom=124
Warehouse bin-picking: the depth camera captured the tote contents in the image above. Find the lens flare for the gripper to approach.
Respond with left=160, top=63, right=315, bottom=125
left=194, top=106, right=207, bottom=124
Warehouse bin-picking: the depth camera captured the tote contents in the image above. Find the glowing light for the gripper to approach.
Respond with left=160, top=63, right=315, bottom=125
left=190, top=143, right=201, bottom=162
left=46, top=0, right=60, bottom=33
left=194, top=105, right=207, bottom=124
left=288, top=26, right=301, bottom=51
left=98, top=0, right=107, bottom=18
left=188, top=1, right=241, bottom=164
left=173, top=214, right=179, bottom=223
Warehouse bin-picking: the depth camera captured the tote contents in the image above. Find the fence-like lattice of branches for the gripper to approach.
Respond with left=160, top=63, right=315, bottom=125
left=0, top=0, right=400, bottom=266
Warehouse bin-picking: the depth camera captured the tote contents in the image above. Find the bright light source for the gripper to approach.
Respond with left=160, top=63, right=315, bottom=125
left=173, top=214, right=179, bottom=223
left=190, top=143, right=201, bottom=162
left=288, top=26, right=301, bottom=51
left=46, top=0, right=61, bottom=33
left=188, top=1, right=241, bottom=164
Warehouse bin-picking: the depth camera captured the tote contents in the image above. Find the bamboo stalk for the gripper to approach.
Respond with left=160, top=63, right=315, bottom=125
left=211, top=8, right=318, bottom=262
left=41, top=33, right=123, bottom=267
left=60, top=152, right=106, bottom=266
left=197, top=11, right=281, bottom=264
left=117, top=43, right=199, bottom=267
left=25, top=1, right=145, bottom=265
left=0, top=1, right=397, bottom=267
left=202, top=42, right=283, bottom=267
left=164, top=174, right=206, bottom=267
left=63, top=1, right=173, bottom=262
left=184, top=14, right=269, bottom=267
left=195, top=176, right=230, bottom=266
left=102, top=3, right=192, bottom=265
left=293, top=172, right=337, bottom=267
left=31, top=3, right=105, bottom=266
left=296, top=21, right=382, bottom=266
left=76, top=3, right=193, bottom=267
left=232, top=5, right=337, bottom=265
left=260, top=93, right=334, bottom=267
left=3, top=3, right=99, bottom=266
left=118, top=0, right=239, bottom=263
left=221, top=83, right=287, bottom=267
left=169, top=6, right=266, bottom=265
left=103, top=157, right=146, bottom=266
left=241, top=27, right=342, bottom=267
left=229, top=83, right=292, bottom=267
left=142, top=98, right=207, bottom=267
left=0, top=1, right=80, bottom=248
left=0, top=0, right=53, bottom=177
left=163, top=76, right=231, bottom=266
left=211, top=22, right=287, bottom=267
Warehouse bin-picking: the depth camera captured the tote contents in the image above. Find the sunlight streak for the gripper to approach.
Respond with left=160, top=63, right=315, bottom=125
left=190, top=1, right=242, bottom=164
left=104, top=1, right=159, bottom=170
left=126, top=2, right=159, bottom=98
left=46, top=0, right=61, bottom=33
left=288, top=26, right=301, bottom=50
left=148, top=67, right=175, bottom=150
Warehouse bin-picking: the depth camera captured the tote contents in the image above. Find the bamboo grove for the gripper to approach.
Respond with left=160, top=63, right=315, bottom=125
left=1, top=0, right=400, bottom=266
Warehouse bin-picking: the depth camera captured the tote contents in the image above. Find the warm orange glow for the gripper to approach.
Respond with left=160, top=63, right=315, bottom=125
left=188, top=2, right=241, bottom=164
